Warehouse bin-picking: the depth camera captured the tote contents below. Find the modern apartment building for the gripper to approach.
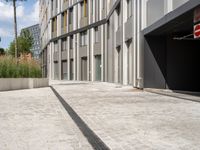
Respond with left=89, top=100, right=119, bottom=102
left=21, top=24, right=41, bottom=59
left=40, top=0, right=200, bottom=92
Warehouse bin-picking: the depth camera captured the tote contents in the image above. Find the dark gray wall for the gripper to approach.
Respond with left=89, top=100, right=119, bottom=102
left=144, top=36, right=166, bottom=89
left=144, top=35, right=200, bottom=92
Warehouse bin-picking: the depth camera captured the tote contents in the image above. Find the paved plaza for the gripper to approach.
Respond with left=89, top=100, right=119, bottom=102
left=1, top=82, right=200, bottom=149
left=0, top=87, right=92, bottom=150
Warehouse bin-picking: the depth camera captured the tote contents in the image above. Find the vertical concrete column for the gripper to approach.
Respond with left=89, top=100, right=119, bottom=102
left=77, top=3, right=81, bottom=29
left=104, top=24, right=108, bottom=82
left=92, top=0, right=95, bottom=23
left=47, top=45, right=50, bottom=79
left=122, top=0, right=128, bottom=85
left=91, top=28, right=94, bottom=81
left=87, top=29, right=90, bottom=81
left=66, top=9, right=69, bottom=33
left=136, top=0, right=144, bottom=88
left=57, top=14, right=61, bottom=37
left=166, top=0, right=173, bottom=13
left=133, top=0, right=137, bottom=87
left=51, top=42, right=54, bottom=80
left=58, top=39, right=62, bottom=80
left=74, top=34, right=77, bottom=80
left=101, top=25, right=104, bottom=82
left=88, top=0, right=93, bottom=81
left=67, top=36, right=70, bottom=80
left=88, top=0, right=91, bottom=24
left=74, top=3, right=77, bottom=30
left=114, top=13, right=118, bottom=83
left=77, top=33, right=80, bottom=80
left=58, top=0, right=61, bottom=13
left=99, top=0, right=102, bottom=20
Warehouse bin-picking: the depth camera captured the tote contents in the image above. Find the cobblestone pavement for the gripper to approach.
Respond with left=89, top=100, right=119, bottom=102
left=0, top=88, right=92, bottom=150
left=53, top=82, right=200, bottom=150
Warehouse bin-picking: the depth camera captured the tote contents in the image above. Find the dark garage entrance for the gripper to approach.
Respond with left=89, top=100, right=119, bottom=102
left=143, top=4, right=200, bottom=92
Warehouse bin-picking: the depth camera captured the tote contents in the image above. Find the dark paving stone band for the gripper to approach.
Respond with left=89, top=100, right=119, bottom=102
left=50, top=86, right=110, bottom=150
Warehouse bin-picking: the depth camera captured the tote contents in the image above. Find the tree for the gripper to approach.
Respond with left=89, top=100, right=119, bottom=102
left=0, top=48, right=5, bottom=55
left=3, top=0, right=27, bottom=58
left=8, top=30, right=33, bottom=57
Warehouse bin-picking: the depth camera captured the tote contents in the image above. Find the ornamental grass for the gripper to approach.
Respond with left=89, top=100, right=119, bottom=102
left=0, top=55, right=42, bottom=78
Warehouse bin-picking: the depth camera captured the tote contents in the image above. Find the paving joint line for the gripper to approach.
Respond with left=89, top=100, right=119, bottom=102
left=50, top=86, right=110, bottom=150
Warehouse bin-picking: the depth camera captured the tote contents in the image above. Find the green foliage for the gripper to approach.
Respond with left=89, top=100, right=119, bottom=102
left=8, top=29, right=33, bottom=57
left=0, top=56, right=42, bottom=78
left=0, top=48, right=5, bottom=55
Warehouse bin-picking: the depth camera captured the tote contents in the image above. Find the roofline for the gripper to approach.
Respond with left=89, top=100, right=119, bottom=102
left=21, top=24, right=40, bottom=30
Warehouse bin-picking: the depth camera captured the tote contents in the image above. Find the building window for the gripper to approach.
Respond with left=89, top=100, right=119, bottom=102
left=127, top=0, right=132, bottom=19
left=61, top=11, right=67, bottom=31
left=62, top=38, right=67, bottom=51
left=94, top=27, right=99, bottom=43
left=70, top=35, right=73, bottom=49
left=81, top=0, right=88, bottom=17
left=69, top=8, right=73, bottom=25
left=52, top=17, right=57, bottom=33
left=80, top=31, right=87, bottom=46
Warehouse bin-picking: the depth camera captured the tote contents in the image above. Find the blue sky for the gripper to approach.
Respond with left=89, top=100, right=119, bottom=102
left=0, top=0, right=39, bottom=49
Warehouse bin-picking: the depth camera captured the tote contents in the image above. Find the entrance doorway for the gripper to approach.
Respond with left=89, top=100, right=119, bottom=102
left=70, top=59, right=74, bottom=80
left=95, top=55, right=101, bottom=81
left=81, top=57, right=87, bottom=81
left=61, top=60, right=68, bottom=80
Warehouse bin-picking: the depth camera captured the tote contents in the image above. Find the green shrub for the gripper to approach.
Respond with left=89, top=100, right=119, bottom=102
left=0, top=56, right=42, bottom=78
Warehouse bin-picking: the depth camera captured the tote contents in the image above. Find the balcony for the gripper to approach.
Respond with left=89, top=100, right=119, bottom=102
left=115, top=26, right=122, bottom=47
left=125, top=16, right=133, bottom=41
left=80, top=17, right=88, bottom=28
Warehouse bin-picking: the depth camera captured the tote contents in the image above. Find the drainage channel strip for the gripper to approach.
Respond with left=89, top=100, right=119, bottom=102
left=50, top=86, right=110, bottom=150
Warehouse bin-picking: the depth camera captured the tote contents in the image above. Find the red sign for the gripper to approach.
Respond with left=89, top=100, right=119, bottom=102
left=194, top=24, right=200, bottom=38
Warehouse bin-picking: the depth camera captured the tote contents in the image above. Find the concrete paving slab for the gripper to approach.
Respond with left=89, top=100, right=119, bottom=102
left=53, top=82, right=200, bottom=150
left=0, top=88, right=92, bottom=150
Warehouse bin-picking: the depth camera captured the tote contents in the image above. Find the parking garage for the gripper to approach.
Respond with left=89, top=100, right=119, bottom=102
left=143, top=1, right=200, bottom=92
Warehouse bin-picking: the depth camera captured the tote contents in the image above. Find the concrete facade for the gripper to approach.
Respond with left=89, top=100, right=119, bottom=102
left=39, top=0, right=193, bottom=89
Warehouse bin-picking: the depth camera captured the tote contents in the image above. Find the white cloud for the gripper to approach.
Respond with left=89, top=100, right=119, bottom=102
left=0, top=2, right=24, bottom=21
left=30, top=0, right=39, bottom=23
left=0, top=28, right=12, bottom=37
left=18, top=0, right=39, bottom=30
